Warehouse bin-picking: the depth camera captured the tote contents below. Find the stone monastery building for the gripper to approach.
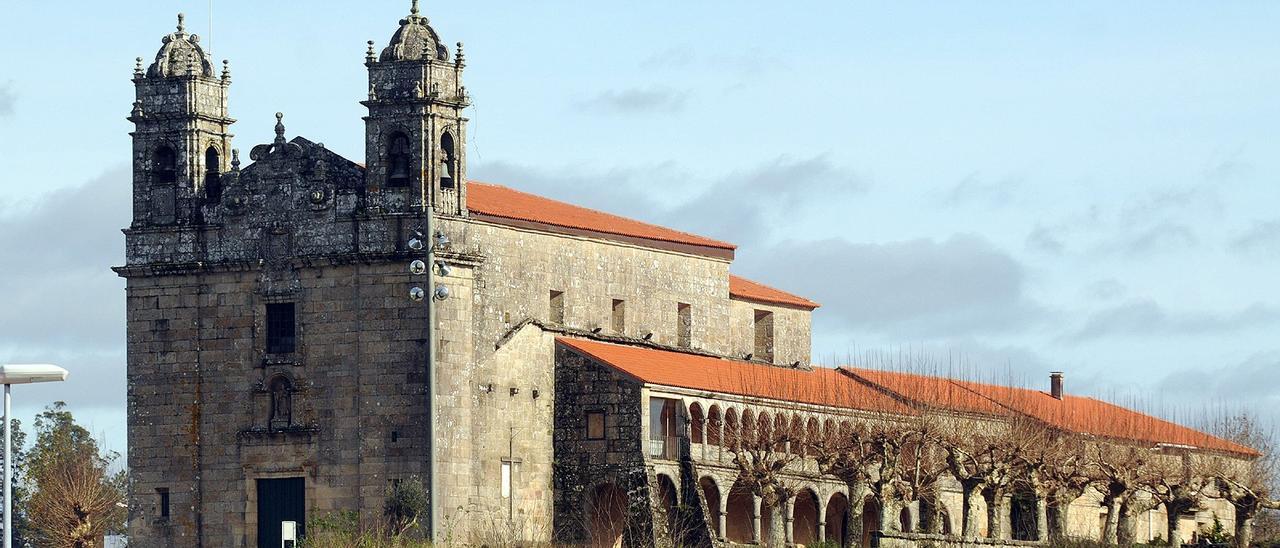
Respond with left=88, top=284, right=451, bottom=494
left=119, top=4, right=1258, bottom=548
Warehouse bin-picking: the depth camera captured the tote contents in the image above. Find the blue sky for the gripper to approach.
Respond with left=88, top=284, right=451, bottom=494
left=2, top=1, right=1279, bottom=454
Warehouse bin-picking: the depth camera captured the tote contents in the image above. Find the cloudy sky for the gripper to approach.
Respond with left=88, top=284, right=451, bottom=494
left=2, top=1, right=1279, bottom=453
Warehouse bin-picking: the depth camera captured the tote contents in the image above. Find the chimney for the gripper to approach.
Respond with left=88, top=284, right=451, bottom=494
left=1049, top=371, right=1064, bottom=399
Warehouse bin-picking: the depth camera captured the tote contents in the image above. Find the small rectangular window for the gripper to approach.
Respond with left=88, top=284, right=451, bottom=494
left=677, top=303, right=692, bottom=348
left=549, top=290, right=565, bottom=324
left=586, top=411, right=606, bottom=440
left=500, top=462, right=512, bottom=498
left=753, top=309, right=774, bottom=363
left=266, top=303, right=296, bottom=354
left=157, top=487, right=170, bottom=518
left=611, top=299, right=626, bottom=334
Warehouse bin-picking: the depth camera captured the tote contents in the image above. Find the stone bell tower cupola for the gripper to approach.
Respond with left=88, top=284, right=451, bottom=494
left=128, top=13, right=234, bottom=227
left=363, top=0, right=470, bottom=216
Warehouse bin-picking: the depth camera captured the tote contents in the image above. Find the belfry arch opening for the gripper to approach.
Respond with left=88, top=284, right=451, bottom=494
left=154, top=145, right=177, bottom=185
left=205, top=146, right=222, bottom=201
left=386, top=131, right=411, bottom=188
left=439, top=131, right=456, bottom=189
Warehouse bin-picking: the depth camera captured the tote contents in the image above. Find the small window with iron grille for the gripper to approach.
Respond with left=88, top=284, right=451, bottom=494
left=266, top=302, right=296, bottom=354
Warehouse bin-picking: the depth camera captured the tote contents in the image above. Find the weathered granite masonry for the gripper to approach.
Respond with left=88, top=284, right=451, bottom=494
left=120, top=5, right=818, bottom=548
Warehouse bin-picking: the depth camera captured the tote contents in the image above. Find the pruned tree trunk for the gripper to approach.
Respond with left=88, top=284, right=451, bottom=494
left=1102, top=497, right=1121, bottom=545
left=1047, top=502, right=1069, bottom=540
left=1234, top=508, right=1255, bottom=548
left=962, top=481, right=983, bottom=537
left=1167, top=507, right=1184, bottom=548
left=1117, top=501, right=1138, bottom=546
left=846, top=491, right=868, bottom=548
left=984, top=489, right=1006, bottom=539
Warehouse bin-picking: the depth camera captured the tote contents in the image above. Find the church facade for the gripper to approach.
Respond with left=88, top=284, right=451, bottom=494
left=118, top=5, right=1256, bottom=548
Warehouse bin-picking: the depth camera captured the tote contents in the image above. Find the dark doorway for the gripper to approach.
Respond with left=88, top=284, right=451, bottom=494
left=257, top=477, right=305, bottom=548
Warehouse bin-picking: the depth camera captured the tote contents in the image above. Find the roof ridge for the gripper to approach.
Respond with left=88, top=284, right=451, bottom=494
left=466, top=180, right=736, bottom=250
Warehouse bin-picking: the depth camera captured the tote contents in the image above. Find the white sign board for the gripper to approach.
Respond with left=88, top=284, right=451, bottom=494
left=282, top=520, right=298, bottom=548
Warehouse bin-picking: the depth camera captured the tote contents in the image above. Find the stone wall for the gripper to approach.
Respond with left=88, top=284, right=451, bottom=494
left=553, top=344, right=656, bottom=546
left=874, top=531, right=1045, bottom=548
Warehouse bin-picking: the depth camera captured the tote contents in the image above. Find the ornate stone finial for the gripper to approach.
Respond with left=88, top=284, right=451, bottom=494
left=410, top=0, right=420, bottom=16
left=368, top=83, right=378, bottom=101
left=177, top=13, right=186, bottom=34
left=131, top=100, right=144, bottom=118
left=221, top=60, right=231, bottom=81
left=413, top=81, right=423, bottom=98
left=455, top=42, right=465, bottom=68
left=274, top=112, right=286, bottom=144
left=366, top=40, right=376, bottom=63
left=231, top=148, right=241, bottom=172
left=134, top=57, right=144, bottom=77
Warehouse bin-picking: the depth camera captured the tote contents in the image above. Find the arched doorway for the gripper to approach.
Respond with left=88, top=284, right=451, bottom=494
left=726, top=482, right=756, bottom=544
left=793, top=489, right=821, bottom=546
left=700, top=477, right=723, bottom=539
left=585, top=482, right=627, bottom=548
left=1011, top=489, right=1039, bottom=541
left=899, top=506, right=913, bottom=533
left=826, top=492, right=850, bottom=547
left=861, top=496, right=882, bottom=548
left=657, top=474, right=685, bottom=545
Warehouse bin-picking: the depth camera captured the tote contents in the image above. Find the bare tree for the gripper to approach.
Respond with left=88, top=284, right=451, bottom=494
left=809, top=417, right=880, bottom=547
left=1021, top=428, right=1092, bottom=541
left=1139, top=451, right=1211, bottom=548
left=723, top=406, right=804, bottom=545
left=1206, top=411, right=1280, bottom=548
left=1087, top=442, right=1158, bottom=545
left=942, top=414, right=1039, bottom=539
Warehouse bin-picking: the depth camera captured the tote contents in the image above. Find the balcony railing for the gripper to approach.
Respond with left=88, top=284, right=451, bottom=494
left=648, top=435, right=680, bottom=460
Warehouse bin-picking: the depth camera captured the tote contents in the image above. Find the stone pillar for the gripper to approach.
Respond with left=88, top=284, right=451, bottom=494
left=1037, top=498, right=1049, bottom=541
left=699, top=417, right=707, bottom=461
left=719, top=510, right=728, bottom=542
left=752, top=494, right=763, bottom=544
left=785, top=495, right=796, bottom=545
left=818, top=494, right=829, bottom=544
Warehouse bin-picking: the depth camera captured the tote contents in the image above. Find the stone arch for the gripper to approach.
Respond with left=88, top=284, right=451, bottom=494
left=726, top=479, right=757, bottom=544
left=741, top=409, right=756, bottom=446
left=656, top=474, right=681, bottom=542
left=793, top=488, right=822, bottom=546
left=920, top=498, right=953, bottom=535
left=707, top=404, right=723, bottom=446
left=1011, top=487, right=1039, bottom=541
left=804, top=417, right=821, bottom=456
left=700, top=476, right=724, bottom=539
left=153, top=144, right=177, bottom=185
left=385, top=130, right=411, bottom=187
left=724, top=407, right=740, bottom=448
left=773, top=413, right=788, bottom=452
left=826, top=491, right=850, bottom=547
left=584, top=482, right=628, bottom=548
left=439, top=129, right=457, bottom=188
left=861, top=495, right=882, bottom=548
left=689, top=401, right=705, bottom=444
left=204, top=144, right=222, bottom=200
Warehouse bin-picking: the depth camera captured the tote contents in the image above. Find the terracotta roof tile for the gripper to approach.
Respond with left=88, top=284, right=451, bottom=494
left=557, top=338, right=912, bottom=415
left=840, top=368, right=1007, bottom=416
left=950, top=380, right=1258, bottom=456
left=729, top=274, right=820, bottom=310
left=466, top=181, right=736, bottom=251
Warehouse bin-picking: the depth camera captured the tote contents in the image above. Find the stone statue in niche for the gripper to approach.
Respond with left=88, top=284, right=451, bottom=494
left=268, top=376, right=293, bottom=430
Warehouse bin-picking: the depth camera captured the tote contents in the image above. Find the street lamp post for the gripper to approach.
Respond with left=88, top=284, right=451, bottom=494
left=0, top=363, right=68, bottom=548
left=408, top=222, right=449, bottom=543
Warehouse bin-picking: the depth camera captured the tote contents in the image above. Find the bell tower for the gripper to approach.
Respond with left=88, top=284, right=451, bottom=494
left=363, top=0, right=469, bottom=215
left=128, top=13, right=234, bottom=227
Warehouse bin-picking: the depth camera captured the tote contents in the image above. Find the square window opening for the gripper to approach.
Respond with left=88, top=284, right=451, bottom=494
left=266, top=302, right=297, bottom=354
left=586, top=410, right=606, bottom=440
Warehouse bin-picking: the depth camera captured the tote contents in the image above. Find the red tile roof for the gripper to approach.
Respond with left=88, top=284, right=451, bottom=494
left=951, top=380, right=1258, bottom=456
left=466, top=181, right=736, bottom=252
left=841, top=368, right=1007, bottom=416
left=557, top=337, right=913, bottom=415
left=729, top=274, right=821, bottom=310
